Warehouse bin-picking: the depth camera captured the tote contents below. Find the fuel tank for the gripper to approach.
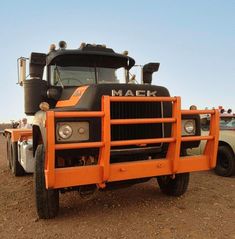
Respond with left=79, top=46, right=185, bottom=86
left=18, top=140, right=34, bottom=173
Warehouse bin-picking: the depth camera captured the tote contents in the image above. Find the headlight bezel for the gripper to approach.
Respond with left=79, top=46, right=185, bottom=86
left=184, top=120, right=195, bottom=134
left=56, top=121, right=90, bottom=142
left=181, top=119, right=196, bottom=136
left=58, top=124, right=73, bottom=139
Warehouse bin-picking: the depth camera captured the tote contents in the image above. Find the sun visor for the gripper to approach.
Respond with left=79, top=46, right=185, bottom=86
left=47, top=51, right=135, bottom=70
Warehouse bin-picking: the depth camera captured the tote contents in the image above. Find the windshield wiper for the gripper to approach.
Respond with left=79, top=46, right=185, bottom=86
left=55, top=65, right=64, bottom=88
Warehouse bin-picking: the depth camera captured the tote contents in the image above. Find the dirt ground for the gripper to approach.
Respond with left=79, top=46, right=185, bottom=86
left=0, top=135, right=234, bottom=239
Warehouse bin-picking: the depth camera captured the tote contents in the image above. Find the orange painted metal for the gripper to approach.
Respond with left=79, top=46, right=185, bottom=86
left=44, top=96, right=219, bottom=189
left=98, top=96, right=111, bottom=187
left=182, top=109, right=215, bottom=115
left=52, top=165, right=103, bottom=188
left=56, top=86, right=88, bottom=108
left=108, top=155, right=210, bottom=182
left=181, top=135, right=214, bottom=142
left=45, top=111, right=56, bottom=188
left=111, top=118, right=176, bottom=125
left=4, top=129, right=32, bottom=142
left=111, top=137, right=176, bottom=147
left=166, top=97, right=181, bottom=173
left=55, top=142, right=104, bottom=150
left=50, top=155, right=211, bottom=189
left=203, top=109, right=219, bottom=168
left=54, top=111, right=104, bottom=118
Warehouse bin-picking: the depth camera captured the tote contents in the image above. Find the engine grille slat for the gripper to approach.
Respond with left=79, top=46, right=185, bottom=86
left=110, top=102, right=163, bottom=141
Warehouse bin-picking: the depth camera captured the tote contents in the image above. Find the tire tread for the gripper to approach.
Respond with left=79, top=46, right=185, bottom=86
left=215, top=145, right=235, bottom=177
left=34, top=144, right=59, bottom=219
left=11, top=142, right=25, bottom=176
left=157, top=173, right=190, bottom=196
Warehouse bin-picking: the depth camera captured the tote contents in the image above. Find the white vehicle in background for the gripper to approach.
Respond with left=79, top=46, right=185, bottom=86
left=188, top=112, right=235, bottom=177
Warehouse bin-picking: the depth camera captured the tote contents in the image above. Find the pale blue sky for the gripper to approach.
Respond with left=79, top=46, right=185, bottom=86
left=0, top=0, right=234, bottom=122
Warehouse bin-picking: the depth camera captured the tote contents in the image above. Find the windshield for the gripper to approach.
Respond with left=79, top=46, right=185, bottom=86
left=201, top=116, right=235, bottom=131
left=50, top=65, right=126, bottom=86
left=220, top=117, right=235, bottom=129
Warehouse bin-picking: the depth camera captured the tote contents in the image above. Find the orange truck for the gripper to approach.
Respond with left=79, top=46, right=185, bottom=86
left=4, top=41, right=219, bottom=219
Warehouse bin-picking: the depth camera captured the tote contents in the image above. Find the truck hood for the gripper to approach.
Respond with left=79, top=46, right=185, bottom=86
left=54, top=84, right=170, bottom=111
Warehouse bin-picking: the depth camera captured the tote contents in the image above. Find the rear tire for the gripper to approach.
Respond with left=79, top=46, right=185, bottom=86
left=11, top=142, right=25, bottom=176
left=34, top=144, right=59, bottom=219
left=215, top=145, right=235, bottom=177
left=157, top=173, right=190, bottom=196
left=6, top=135, right=12, bottom=169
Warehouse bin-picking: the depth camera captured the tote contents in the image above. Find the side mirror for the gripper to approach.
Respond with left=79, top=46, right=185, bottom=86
left=18, top=57, right=27, bottom=86
left=142, top=63, right=160, bottom=84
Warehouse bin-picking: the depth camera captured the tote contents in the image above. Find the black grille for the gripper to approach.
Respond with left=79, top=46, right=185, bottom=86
left=110, top=101, right=163, bottom=141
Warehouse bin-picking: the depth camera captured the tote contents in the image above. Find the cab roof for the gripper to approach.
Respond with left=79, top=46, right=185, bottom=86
left=46, top=44, right=135, bottom=70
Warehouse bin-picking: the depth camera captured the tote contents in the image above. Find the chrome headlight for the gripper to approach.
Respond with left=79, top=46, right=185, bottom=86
left=181, top=120, right=196, bottom=136
left=56, top=122, right=89, bottom=142
left=58, top=124, right=73, bottom=139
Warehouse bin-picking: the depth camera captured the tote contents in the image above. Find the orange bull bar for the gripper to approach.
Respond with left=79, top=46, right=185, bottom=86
left=45, top=96, right=219, bottom=189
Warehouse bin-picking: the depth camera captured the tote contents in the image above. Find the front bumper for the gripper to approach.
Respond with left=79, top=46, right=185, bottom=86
left=44, top=96, right=219, bottom=189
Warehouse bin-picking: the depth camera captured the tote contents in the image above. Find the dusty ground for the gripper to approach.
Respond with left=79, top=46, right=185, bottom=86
left=0, top=135, right=234, bottom=239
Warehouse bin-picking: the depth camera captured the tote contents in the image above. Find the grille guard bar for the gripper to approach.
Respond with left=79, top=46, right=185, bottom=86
left=45, top=96, right=219, bottom=189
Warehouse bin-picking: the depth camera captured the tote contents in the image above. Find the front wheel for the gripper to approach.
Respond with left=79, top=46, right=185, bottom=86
left=34, top=144, right=59, bottom=219
left=157, top=173, right=190, bottom=196
left=215, top=145, right=235, bottom=177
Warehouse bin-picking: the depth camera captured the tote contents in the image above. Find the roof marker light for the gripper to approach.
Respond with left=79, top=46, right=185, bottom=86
left=123, top=50, right=128, bottom=56
left=190, top=105, right=197, bottom=110
left=59, top=40, right=67, bottom=49
left=79, top=42, right=86, bottom=49
left=49, top=44, right=56, bottom=52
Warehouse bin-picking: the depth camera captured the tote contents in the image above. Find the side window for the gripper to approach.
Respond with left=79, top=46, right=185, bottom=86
left=115, top=68, right=125, bottom=83
left=49, top=65, right=59, bottom=85
left=97, top=68, right=118, bottom=83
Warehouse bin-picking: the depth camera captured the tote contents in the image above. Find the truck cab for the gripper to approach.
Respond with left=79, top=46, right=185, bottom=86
left=5, top=41, right=219, bottom=219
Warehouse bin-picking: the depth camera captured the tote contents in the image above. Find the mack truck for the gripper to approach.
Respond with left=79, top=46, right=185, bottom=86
left=5, top=41, right=219, bottom=219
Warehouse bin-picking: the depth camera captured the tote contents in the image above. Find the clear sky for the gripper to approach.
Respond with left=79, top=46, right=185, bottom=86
left=0, top=0, right=234, bottom=122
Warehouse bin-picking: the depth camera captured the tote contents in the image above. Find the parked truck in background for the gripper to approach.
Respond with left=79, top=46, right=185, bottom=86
left=4, top=41, right=219, bottom=219
left=188, top=111, right=235, bottom=177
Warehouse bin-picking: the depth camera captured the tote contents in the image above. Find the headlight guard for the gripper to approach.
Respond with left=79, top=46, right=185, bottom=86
left=56, top=122, right=89, bottom=142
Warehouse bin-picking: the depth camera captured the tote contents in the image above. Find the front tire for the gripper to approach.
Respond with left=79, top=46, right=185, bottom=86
left=215, top=145, right=235, bottom=177
left=34, top=144, right=59, bottom=219
left=11, top=142, right=25, bottom=176
left=157, top=173, right=190, bottom=196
